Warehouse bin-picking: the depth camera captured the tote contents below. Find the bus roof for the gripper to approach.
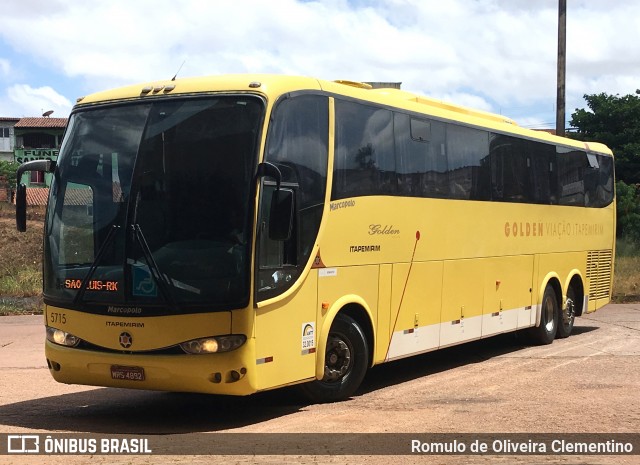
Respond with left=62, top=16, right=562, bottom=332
left=75, top=74, right=612, bottom=157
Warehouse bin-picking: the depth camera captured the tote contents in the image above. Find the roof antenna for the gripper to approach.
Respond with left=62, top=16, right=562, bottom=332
left=171, top=61, right=185, bottom=81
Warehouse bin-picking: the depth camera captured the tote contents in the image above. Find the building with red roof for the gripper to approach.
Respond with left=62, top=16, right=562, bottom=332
left=1, top=115, right=68, bottom=205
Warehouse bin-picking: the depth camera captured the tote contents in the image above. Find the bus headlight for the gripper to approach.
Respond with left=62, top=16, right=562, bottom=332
left=179, top=335, right=246, bottom=354
left=46, top=326, right=81, bottom=347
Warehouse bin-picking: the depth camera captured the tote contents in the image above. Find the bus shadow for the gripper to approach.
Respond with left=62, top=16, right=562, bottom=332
left=359, top=325, right=600, bottom=395
left=0, top=387, right=305, bottom=434
left=0, top=326, right=601, bottom=434
left=570, top=325, right=598, bottom=336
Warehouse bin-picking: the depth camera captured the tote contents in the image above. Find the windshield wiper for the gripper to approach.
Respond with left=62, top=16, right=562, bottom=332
left=73, top=224, right=120, bottom=305
left=132, top=223, right=178, bottom=311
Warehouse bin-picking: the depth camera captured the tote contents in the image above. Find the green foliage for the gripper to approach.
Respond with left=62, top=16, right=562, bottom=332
left=616, top=180, right=640, bottom=245
left=570, top=90, right=640, bottom=184
left=570, top=92, right=640, bottom=250
left=0, top=160, right=19, bottom=182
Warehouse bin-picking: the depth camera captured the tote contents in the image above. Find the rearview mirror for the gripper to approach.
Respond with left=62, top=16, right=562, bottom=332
left=268, top=188, right=294, bottom=241
left=16, top=184, right=27, bottom=232
left=15, top=159, right=55, bottom=232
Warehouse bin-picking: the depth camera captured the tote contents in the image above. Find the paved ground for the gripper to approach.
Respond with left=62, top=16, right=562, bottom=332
left=0, top=304, right=638, bottom=464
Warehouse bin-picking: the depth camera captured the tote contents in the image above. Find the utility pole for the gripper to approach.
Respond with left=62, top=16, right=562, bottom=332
left=556, top=0, right=567, bottom=136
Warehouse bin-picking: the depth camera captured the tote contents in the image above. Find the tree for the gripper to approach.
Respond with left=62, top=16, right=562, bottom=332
left=570, top=91, right=640, bottom=184
left=0, top=160, right=19, bottom=183
left=570, top=91, right=640, bottom=247
left=616, top=180, right=640, bottom=244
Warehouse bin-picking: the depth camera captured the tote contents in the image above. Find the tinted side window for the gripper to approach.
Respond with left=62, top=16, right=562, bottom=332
left=558, top=148, right=587, bottom=206
left=330, top=99, right=614, bottom=208
left=528, top=141, right=557, bottom=204
left=585, top=153, right=615, bottom=207
left=558, top=148, right=614, bottom=208
left=490, top=134, right=529, bottom=202
left=446, top=124, right=490, bottom=200
left=332, top=101, right=394, bottom=199
left=267, top=94, right=329, bottom=210
left=395, top=114, right=448, bottom=198
left=259, top=94, right=329, bottom=300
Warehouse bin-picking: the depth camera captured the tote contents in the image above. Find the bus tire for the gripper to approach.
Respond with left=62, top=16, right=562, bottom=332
left=299, top=314, right=369, bottom=403
left=529, top=285, right=559, bottom=345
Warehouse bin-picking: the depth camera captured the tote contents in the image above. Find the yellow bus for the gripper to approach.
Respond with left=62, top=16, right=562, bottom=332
left=16, top=75, right=615, bottom=402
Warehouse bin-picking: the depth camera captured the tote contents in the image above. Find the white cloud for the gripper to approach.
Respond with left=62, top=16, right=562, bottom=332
left=1, top=0, right=639, bottom=125
left=5, top=84, right=72, bottom=117
left=436, top=93, right=494, bottom=114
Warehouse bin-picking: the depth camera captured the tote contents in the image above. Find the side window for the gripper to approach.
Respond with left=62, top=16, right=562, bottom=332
left=258, top=94, right=329, bottom=300
left=587, top=154, right=614, bottom=207
left=30, top=170, right=45, bottom=184
left=332, top=100, right=394, bottom=199
left=446, top=124, right=490, bottom=200
left=395, top=114, right=448, bottom=198
left=557, top=148, right=614, bottom=208
left=557, top=148, right=587, bottom=206
left=490, top=134, right=529, bottom=203
left=527, top=141, right=557, bottom=204
left=0, top=127, right=10, bottom=152
left=330, top=102, right=614, bottom=210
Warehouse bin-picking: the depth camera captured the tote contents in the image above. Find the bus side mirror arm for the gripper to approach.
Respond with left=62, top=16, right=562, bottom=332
left=15, top=159, right=56, bottom=232
left=255, top=162, right=282, bottom=189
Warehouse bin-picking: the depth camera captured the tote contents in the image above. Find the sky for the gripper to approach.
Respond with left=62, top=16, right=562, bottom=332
left=1, top=0, right=639, bottom=129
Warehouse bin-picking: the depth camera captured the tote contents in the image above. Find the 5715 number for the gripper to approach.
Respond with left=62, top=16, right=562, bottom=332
left=49, top=312, right=67, bottom=324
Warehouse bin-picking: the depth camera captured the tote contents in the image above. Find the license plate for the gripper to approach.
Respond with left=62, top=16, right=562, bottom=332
left=110, top=365, right=145, bottom=381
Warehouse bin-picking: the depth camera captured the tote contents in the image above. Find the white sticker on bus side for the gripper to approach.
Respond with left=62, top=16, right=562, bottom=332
left=301, top=322, right=315, bottom=352
left=318, top=268, right=337, bottom=278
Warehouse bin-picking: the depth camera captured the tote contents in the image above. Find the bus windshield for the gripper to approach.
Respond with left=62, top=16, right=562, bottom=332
left=43, top=96, right=264, bottom=313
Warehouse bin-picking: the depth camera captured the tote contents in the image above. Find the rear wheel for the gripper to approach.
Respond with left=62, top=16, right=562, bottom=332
left=528, top=285, right=559, bottom=345
left=557, top=286, right=576, bottom=339
left=299, top=314, right=369, bottom=403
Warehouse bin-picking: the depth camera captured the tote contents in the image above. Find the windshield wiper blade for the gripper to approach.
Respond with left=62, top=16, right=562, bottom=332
left=132, top=223, right=178, bottom=311
left=73, top=224, right=120, bottom=305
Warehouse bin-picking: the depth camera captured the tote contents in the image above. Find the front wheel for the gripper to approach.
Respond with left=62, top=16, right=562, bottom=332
left=528, top=285, right=559, bottom=345
left=299, top=314, right=369, bottom=403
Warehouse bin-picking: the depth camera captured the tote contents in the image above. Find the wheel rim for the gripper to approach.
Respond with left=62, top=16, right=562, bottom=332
left=564, top=297, right=575, bottom=326
left=543, top=295, right=555, bottom=332
left=324, top=333, right=352, bottom=382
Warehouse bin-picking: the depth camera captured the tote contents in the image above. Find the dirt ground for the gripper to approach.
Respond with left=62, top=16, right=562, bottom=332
left=0, top=304, right=638, bottom=465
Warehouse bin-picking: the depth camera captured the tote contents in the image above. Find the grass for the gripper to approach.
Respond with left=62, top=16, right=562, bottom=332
left=0, top=203, right=44, bottom=315
left=612, top=239, right=640, bottom=303
left=0, top=201, right=637, bottom=314
left=613, top=256, right=640, bottom=302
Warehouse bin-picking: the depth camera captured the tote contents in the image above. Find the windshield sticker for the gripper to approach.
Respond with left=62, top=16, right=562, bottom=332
left=318, top=268, right=337, bottom=277
left=132, top=266, right=157, bottom=297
